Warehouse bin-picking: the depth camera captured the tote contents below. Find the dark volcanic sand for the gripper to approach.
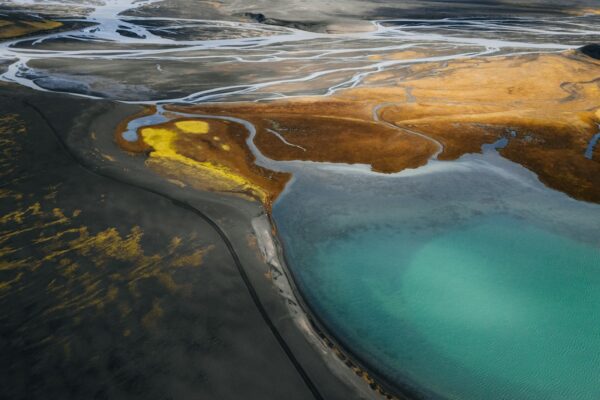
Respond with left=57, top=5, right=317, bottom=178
left=0, top=83, right=375, bottom=400
left=580, top=44, right=600, bottom=59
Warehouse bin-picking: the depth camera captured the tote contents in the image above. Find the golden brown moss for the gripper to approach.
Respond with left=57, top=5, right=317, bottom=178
left=378, top=52, right=600, bottom=202
left=114, top=105, right=157, bottom=153
left=114, top=52, right=600, bottom=204
left=167, top=99, right=435, bottom=174
left=116, top=114, right=290, bottom=207
left=0, top=19, right=62, bottom=40
left=163, top=51, right=600, bottom=203
left=0, top=186, right=215, bottom=337
left=0, top=114, right=27, bottom=179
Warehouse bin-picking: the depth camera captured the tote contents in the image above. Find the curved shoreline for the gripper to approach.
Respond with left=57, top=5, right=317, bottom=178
left=14, top=87, right=600, bottom=400
left=211, top=107, right=437, bottom=399
left=84, top=93, right=399, bottom=400
left=23, top=97, right=329, bottom=400
left=117, top=88, right=600, bottom=398
left=262, top=211, right=435, bottom=400
left=113, top=102, right=414, bottom=397
left=133, top=102, right=431, bottom=399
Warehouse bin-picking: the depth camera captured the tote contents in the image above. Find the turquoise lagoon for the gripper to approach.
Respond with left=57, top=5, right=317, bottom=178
left=272, top=151, right=600, bottom=400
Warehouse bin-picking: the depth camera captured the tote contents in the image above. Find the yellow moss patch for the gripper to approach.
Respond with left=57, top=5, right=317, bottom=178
left=0, top=183, right=214, bottom=319
left=140, top=125, right=271, bottom=204
left=140, top=127, right=178, bottom=156
left=175, top=120, right=209, bottom=134
left=221, top=144, right=231, bottom=151
left=170, top=245, right=214, bottom=268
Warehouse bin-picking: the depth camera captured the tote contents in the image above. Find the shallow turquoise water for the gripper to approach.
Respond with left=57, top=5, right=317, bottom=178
left=273, top=155, right=600, bottom=400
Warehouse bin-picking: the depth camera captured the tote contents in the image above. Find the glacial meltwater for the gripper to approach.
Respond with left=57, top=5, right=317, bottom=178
left=272, top=151, right=600, bottom=400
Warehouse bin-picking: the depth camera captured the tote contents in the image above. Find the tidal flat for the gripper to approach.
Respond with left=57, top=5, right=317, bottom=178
left=1, top=1, right=599, bottom=400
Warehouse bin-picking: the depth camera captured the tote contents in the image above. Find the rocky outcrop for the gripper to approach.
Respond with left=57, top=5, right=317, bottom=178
left=579, top=44, right=600, bottom=60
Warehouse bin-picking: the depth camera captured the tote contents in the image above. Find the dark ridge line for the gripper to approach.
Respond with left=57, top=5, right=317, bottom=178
left=22, top=100, right=326, bottom=400
left=579, top=44, right=600, bottom=60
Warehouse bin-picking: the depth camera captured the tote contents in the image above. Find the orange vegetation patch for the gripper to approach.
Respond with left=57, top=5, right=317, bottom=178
left=119, top=50, right=600, bottom=205
left=378, top=52, right=600, bottom=202
left=115, top=111, right=289, bottom=207
left=253, top=114, right=435, bottom=173
left=176, top=51, right=599, bottom=203
left=170, top=102, right=436, bottom=173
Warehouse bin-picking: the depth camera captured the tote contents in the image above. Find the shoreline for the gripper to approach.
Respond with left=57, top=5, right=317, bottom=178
left=83, top=91, right=396, bottom=400
left=113, top=102, right=420, bottom=399
left=254, top=212, right=429, bottom=400
left=108, top=46, right=600, bottom=399
left=252, top=214, right=391, bottom=399
left=110, top=47, right=600, bottom=396
left=269, top=217, right=421, bottom=400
